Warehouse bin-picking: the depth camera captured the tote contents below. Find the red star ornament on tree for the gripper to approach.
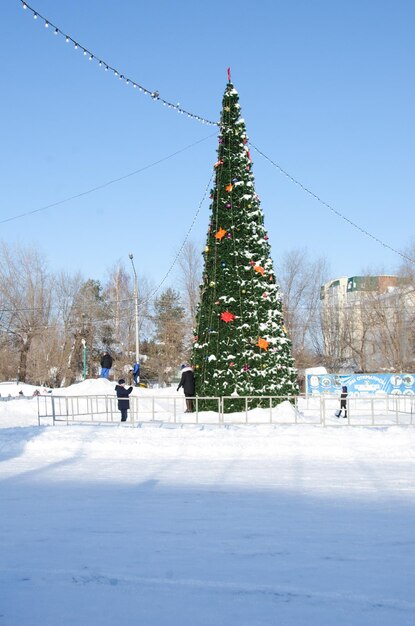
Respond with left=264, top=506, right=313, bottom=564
left=256, top=337, right=269, bottom=351
left=215, top=228, right=227, bottom=241
left=221, top=311, right=236, bottom=323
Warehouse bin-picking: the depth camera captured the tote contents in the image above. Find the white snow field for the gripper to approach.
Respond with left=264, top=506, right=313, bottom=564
left=1, top=381, right=415, bottom=625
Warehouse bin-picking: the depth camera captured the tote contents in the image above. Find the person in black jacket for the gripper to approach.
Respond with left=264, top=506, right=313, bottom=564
left=338, top=385, right=348, bottom=418
left=115, top=378, right=133, bottom=422
left=177, top=364, right=195, bottom=413
left=100, top=352, right=113, bottom=379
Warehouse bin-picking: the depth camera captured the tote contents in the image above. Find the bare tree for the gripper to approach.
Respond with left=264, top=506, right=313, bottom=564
left=103, top=263, right=134, bottom=365
left=319, top=300, right=350, bottom=371
left=52, top=271, right=84, bottom=385
left=0, top=242, right=52, bottom=383
left=278, top=248, right=329, bottom=368
left=177, top=240, right=202, bottom=322
left=370, top=287, right=415, bottom=371
left=341, top=299, right=378, bottom=372
left=398, top=240, right=415, bottom=282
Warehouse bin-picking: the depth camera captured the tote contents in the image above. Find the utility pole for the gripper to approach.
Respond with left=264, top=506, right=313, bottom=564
left=129, top=254, right=140, bottom=381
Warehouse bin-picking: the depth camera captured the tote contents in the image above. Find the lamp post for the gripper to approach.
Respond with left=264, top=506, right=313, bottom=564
left=129, top=253, right=140, bottom=380
left=81, top=338, right=87, bottom=380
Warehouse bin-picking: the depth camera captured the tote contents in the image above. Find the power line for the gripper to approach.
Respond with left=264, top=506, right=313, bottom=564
left=250, top=142, right=415, bottom=266
left=19, top=1, right=219, bottom=127
left=146, top=172, right=214, bottom=300
left=1, top=133, right=217, bottom=225
left=0, top=310, right=191, bottom=334
left=0, top=172, right=214, bottom=321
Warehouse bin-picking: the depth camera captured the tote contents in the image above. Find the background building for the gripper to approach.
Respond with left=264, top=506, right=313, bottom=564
left=321, top=275, right=415, bottom=372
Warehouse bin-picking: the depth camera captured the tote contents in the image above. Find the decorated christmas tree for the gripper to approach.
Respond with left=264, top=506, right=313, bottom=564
left=192, top=76, right=298, bottom=411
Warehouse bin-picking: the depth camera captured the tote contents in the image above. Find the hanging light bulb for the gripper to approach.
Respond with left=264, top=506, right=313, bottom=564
left=45, top=21, right=49, bottom=28
left=98, top=61, right=102, bottom=67
left=74, top=43, right=78, bottom=49
left=22, top=3, right=27, bottom=8
left=33, top=13, right=38, bottom=19
left=83, top=49, right=87, bottom=56
left=89, top=55, right=93, bottom=61
left=54, top=28, right=58, bottom=35
left=65, top=36, right=69, bottom=43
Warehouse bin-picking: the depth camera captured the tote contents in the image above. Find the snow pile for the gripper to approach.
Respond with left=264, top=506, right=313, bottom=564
left=52, top=377, right=116, bottom=396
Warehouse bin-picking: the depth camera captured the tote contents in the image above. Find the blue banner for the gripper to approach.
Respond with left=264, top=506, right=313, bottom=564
left=307, top=373, right=415, bottom=396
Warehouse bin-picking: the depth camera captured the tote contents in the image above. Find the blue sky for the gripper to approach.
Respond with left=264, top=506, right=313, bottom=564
left=1, top=0, right=414, bottom=289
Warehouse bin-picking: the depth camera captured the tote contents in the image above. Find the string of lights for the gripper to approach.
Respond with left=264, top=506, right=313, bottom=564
left=249, top=142, right=415, bottom=266
left=0, top=132, right=217, bottom=225
left=19, top=1, right=219, bottom=127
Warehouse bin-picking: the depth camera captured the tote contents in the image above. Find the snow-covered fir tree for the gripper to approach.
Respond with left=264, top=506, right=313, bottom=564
left=192, top=80, right=298, bottom=411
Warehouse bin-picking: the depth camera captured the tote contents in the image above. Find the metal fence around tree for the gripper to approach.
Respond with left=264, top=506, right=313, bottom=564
left=36, top=393, right=415, bottom=427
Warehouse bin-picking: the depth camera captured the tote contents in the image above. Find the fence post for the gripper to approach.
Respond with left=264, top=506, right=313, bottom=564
left=173, top=397, right=177, bottom=423
left=245, top=396, right=248, bottom=424
left=51, top=396, right=56, bottom=426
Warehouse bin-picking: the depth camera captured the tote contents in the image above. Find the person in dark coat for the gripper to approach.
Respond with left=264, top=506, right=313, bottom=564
left=177, top=364, right=195, bottom=413
left=100, top=352, right=113, bottom=379
left=115, top=378, right=133, bottom=422
left=338, top=385, right=348, bottom=418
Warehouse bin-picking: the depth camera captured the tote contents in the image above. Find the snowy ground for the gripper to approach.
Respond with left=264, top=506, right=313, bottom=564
left=1, top=381, right=415, bottom=625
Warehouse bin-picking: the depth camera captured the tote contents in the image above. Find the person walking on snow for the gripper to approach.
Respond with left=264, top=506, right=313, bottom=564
left=115, top=378, right=133, bottom=422
left=100, top=351, right=113, bottom=379
left=338, top=385, right=348, bottom=418
left=177, top=364, right=195, bottom=413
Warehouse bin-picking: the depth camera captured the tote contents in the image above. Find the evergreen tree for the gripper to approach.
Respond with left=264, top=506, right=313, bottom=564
left=192, top=80, right=298, bottom=410
left=151, top=288, right=186, bottom=385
